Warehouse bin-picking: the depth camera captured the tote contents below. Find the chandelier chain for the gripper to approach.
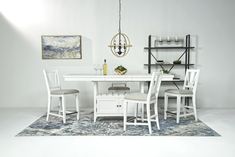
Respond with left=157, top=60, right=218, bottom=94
left=118, top=0, right=121, bottom=33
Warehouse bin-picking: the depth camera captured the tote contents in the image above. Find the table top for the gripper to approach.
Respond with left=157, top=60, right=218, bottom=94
left=63, top=73, right=174, bottom=82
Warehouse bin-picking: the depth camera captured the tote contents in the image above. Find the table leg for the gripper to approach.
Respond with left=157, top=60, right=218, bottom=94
left=140, top=82, right=145, bottom=122
left=93, top=81, right=98, bottom=122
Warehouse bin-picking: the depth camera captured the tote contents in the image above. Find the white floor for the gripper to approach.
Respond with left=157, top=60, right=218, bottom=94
left=0, top=108, right=235, bottom=157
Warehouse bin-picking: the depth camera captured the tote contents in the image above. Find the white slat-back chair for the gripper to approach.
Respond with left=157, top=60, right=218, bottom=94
left=164, top=69, right=200, bottom=123
left=43, top=69, right=79, bottom=123
left=123, top=72, right=162, bottom=134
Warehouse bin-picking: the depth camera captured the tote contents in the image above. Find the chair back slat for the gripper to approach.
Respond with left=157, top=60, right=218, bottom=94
left=147, top=72, right=162, bottom=101
left=183, top=69, right=200, bottom=93
left=43, top=70, right=61, bottom=94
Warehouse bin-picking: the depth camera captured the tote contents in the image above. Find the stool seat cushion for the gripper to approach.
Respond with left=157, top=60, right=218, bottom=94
left=51, top=89, right=79, bottom=95
left=124, top=92, right=155, bottom=101
left=165, top=89, right=193, bottom=95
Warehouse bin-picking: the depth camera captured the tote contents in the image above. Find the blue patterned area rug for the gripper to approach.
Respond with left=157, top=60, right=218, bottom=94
left=16, top=110, right=220, bottom=136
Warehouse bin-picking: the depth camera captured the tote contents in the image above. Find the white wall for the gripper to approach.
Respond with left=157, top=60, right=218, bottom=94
left=0, top=0, right=235, bottom=109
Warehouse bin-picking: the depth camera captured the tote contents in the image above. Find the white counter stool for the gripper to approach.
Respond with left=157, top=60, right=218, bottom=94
left=123, top=72, right=162, bottom=134
left=164, top=69, right=200, bottom=123
left=43, top=69, right=79, bottom=123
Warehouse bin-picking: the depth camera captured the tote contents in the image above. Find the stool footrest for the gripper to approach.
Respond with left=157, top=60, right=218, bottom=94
left=126, top=122, right=148, bottom=126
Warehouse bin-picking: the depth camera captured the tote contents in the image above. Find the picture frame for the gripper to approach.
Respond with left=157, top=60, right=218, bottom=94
left=41, top=35, right=82, bottom=59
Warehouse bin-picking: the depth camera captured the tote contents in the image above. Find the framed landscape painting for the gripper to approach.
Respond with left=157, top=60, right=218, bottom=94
left=41, top=35, right=82, bottom=59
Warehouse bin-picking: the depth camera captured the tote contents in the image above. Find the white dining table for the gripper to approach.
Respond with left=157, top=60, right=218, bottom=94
left=63, top=73, right=174, bottom=122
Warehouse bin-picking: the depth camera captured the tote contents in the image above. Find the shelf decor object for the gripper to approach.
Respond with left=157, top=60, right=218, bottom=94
left=41, top=35, right=82, bottom=59
left=114, top=65, right=127, bottom=75
left=108, top=0, right=132, bottom=57
left=173, top=60, right=181, bottom=64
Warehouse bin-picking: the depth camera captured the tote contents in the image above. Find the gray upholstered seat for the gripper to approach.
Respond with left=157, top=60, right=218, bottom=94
left=51, top=89, right=79, bottom=95
left=124, top=92, right=155, bottom=101
left=165, top=89, right=193, bottom=95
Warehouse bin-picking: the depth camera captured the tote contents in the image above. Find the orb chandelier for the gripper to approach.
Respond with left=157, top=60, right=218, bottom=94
left=108, top=0, right=132, bottom=57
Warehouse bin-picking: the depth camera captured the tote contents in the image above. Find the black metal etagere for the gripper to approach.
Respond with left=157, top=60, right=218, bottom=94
left=144, top=34, right=194, bottom=81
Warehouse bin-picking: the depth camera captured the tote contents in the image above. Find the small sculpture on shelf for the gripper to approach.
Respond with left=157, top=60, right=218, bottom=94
left=160, top=69, right=170, bottom=74
left=173, top=60, right=182, bottom=64
left=154, top=36, right=184, bottom=46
